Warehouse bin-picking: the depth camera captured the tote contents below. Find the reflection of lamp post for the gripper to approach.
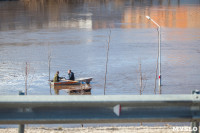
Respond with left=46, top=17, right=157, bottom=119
left=146, top=16, right=161, bottom=94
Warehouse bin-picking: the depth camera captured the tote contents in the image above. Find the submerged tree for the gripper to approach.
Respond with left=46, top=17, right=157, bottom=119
left=48, top=47, right=52, bottom=95
left=104, top=29, right=111, bottom=95
left=23, top=62, right=35, bottom=95
left=137, top=59, right=147, bottom=95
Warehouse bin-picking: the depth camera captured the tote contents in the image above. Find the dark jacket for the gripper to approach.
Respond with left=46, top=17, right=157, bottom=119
left=68, top=72, right=75, bottom=81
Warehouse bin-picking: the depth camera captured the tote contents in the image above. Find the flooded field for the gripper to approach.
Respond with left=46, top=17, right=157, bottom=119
left=0, top=0, right=200, bottom=95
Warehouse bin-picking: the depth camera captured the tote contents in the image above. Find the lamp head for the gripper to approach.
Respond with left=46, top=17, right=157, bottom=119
left=146, top=16, right=151, bottom=20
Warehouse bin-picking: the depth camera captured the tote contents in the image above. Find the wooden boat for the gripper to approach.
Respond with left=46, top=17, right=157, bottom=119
left=76, top=77, right=93, bottom=84
left=51, top=80, right=80, bottom=86
left=51, top=77, right=93, bottom=86
left=51, top=77, right=93, bottom=94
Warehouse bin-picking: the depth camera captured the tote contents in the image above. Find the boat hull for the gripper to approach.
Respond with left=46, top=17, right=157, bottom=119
left=51, top=77, right=93, bottom=86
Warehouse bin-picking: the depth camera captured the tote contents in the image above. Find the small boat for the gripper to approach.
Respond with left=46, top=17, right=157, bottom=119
left=76, top=77, right=93, bottom=84
left=51, top=77, right=93, bottom=86
left=51, top=77, right=93, bottom=95
left=51, top=80, right=80, bottom=86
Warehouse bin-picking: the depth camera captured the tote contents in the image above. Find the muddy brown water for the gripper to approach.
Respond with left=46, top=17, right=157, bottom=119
left=0, top=0, right=200, bottom=95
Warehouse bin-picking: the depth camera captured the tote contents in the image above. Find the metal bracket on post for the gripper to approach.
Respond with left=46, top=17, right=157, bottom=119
left=18, top=91, right=25, bottom=133
left=191, top=90, right=200, bottom=133
left=191, top=121, right=199, bottom=133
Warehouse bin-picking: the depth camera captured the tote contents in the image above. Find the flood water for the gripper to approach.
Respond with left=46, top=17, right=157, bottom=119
left=0, top=0, right=200, bottom=95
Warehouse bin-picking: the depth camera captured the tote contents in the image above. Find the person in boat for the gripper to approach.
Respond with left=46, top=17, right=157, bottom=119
left=53, top=71, right=61, bottom=82
left=68, top=69, right=75, bottom=81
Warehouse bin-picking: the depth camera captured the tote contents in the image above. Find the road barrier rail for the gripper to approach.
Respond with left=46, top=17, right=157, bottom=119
left=0, top=94, right=200, bottom=125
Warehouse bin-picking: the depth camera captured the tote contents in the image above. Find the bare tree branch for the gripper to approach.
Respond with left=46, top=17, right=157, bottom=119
left=104, top=28, right=111, bottom=95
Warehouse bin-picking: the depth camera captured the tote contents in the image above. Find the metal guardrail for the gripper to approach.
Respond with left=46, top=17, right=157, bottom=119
left=0, top=95, right=200, bottom=123
left=0, top=94, right=200, bottom=133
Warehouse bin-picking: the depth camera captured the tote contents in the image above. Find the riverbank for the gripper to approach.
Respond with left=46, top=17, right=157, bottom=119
left=0, top=126, right=191, bottom=133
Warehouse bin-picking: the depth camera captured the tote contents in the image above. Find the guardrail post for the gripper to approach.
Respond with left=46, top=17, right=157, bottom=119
left=191, top=90, right=199, bottom=133
left=18, top=91, right=25, bottom=133
left=191, top=121, right=199, bottom=133
left=18, top=125, right=24, bottom=133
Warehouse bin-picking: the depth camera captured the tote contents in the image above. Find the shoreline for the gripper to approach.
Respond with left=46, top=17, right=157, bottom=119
left=0, top=126, right=192, bottom=133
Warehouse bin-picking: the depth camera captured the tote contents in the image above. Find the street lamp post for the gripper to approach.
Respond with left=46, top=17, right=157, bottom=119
left=146, top=16, right=161, bottom=94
